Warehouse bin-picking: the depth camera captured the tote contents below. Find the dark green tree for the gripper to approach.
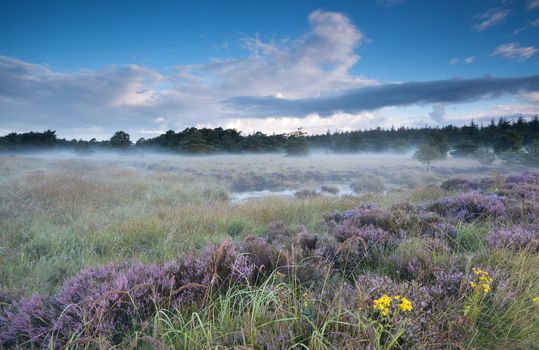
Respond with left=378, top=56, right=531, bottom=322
left=450, top=142, right=479, bottom=157
left=493, top=130, right=523, bottom=154
left=109, top=131, right=132, bottom=148
left=413, top=143, right=445, bottom=172
left=285, top=129, right=310, bottom=156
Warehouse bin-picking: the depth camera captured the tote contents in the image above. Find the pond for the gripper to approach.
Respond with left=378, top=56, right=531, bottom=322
left=229, top=183, right=355, bottom=203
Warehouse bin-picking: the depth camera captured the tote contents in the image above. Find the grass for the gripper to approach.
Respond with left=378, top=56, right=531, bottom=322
left=0, top=153, right=538, bottom=349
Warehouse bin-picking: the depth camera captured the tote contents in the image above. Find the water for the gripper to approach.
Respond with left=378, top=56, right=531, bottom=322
left=229, top=183, right=355, bottom=203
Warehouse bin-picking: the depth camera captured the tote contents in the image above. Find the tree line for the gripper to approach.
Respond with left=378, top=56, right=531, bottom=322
left=1, top=117, right=538, bottom=160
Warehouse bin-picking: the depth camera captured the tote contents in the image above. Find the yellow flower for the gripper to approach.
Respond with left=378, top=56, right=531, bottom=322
left=373, top=294, right=413, bottom=316
left=469, top=267, right=492, bottom=294
left=397, top=297, right=413, bottom=312
left=532, top=296, right=539, bottom=306
left=373, top=294, right=392, bottom=316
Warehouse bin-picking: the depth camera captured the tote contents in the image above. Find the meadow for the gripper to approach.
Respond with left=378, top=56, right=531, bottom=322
left=0, top=152, right=538, bottom=349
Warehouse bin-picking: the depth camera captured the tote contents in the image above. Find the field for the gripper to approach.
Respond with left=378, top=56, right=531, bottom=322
left=1, top=153, right=538, bottom=349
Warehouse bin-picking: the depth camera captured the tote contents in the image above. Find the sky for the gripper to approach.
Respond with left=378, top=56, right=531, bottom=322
left=1, top=0, right=539, bottom=140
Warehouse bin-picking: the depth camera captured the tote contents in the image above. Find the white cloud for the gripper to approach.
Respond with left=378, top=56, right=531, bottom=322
left=473, top=8, right=509, bottom=31
left=529, top=0, right=539, bottom=9
left=0, top=10, right=376, bottom=139
left=519, top=91, right=539, bottom=102
left=463, top=56, right=475, bottom=64
left=217, top=111, right=386, bottom=135
left=376, top=0, right=403, bottom=7
left=448, top=58, right=459, bottom=65
left=428, top=103, right=446, bottom=123
left=492, top=43, right=538, bottom=61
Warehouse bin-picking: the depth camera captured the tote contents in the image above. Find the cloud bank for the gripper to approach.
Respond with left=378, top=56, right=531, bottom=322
left=226, top=75, right=539, bottom=118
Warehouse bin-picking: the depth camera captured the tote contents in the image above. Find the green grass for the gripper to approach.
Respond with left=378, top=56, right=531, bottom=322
left=0, top=154, right=537, bottom=349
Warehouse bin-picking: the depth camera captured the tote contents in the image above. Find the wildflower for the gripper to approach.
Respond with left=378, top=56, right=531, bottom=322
left=533, top=296, right=539, bottom=306
left=372, top=294, right=413, bottom=316
left=469, top=267, right=492, bottom=294
left=397, top=297, right=413, bottom=312
left=373, top=294, right=392, bottom=316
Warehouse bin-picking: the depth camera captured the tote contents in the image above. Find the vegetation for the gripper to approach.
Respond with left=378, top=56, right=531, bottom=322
left=0, top=154, right=538, bottom=349
left=413, top=143, right=446, bottom=171
left=1, top=116, right=539, bottom=160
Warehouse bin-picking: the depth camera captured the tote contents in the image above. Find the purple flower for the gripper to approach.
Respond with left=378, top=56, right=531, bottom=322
left=487, top=224, right=539, bottom=252
left=427, top=191, right=505, bottom=222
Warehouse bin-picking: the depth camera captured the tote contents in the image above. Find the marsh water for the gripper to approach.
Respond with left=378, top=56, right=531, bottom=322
left=229, top=183, right=356, bottom=203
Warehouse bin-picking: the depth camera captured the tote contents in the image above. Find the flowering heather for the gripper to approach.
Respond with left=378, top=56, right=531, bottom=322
left=501, top=181, right=539, bottom=201
left=487, top=224, right=539, bottom=252
left=0, top=241, right=258, bottom=348
left=0, top=294, right=58, bottom=348
left=427, top=191, right=506, bottom=222
left=325, top=203, right=392, bottom=232
left=440, top=178, right=480, bottom=192
left=424, top=222, right=458, bottom=241
left=386, top=238, right=450, bottom=281
left=505, top=172, right=539, bottom=185
left=429, top=268, right=465, bottom=306
left=332, top=225, right=395, bottom=272
left=353, top=274, right=455, bottom=346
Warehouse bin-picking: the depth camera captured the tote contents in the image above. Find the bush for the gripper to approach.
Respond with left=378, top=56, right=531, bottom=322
left=350, top=175, right=385, bottom=193
left=487, top=224, right=539, bottom=252
left=427, top=192, right=506, bottom=222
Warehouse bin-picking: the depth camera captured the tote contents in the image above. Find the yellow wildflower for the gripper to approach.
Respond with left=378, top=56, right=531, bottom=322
left=469, top=267, right=492, bottom=294
left=397, top=297, right=413, bottom=312
left=373, top=294, right=413, bottom=316
left=373, top=294, right=392, bottom=316
left=532, top=296, right=539, bottom=306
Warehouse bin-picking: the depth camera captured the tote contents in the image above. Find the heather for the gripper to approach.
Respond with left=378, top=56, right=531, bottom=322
left=1, top=154, right=538, bottom=349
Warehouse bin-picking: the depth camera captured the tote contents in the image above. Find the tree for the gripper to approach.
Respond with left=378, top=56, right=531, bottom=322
left=109, top=131, right=132, bottom=149
left=520, top=139, right=539, bottom=167
left=413, top=143, right=445, bottom=172
left=493, top=130, right=522, bottom=154
left=390, top=138, right=410, bottom=154
left=450, top=142, right=479, bottom=157
left=474, top=147, right=496, bottom=165
left=179, top=129, right=212, bottom=153
left=428, top=131, right=449, bottom=154
left=285, top=129, right=309, bottom=156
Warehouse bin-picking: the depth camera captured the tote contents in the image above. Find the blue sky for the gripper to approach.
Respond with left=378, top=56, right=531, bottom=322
left=1, top=0, right=538, bottom=139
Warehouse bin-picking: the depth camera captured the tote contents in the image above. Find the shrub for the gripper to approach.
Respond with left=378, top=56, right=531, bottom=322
left=487, top=224, right=539, bottom=252
left=0, top=241, right=259, bottom=348
left=333, top=225, right=396, bottom=273
left=427, top=192, right=506, bottom=222
left=385, top=238, right=450, bottom=281
left=440, top=178, right=480, bottom=192
left=320, top=185, right=339, bottom=194
left=474, top=147, right=496, bottom=165
left=350, top=175, right=385, bottom=193
left=293, top=189, right=319, bottom=199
